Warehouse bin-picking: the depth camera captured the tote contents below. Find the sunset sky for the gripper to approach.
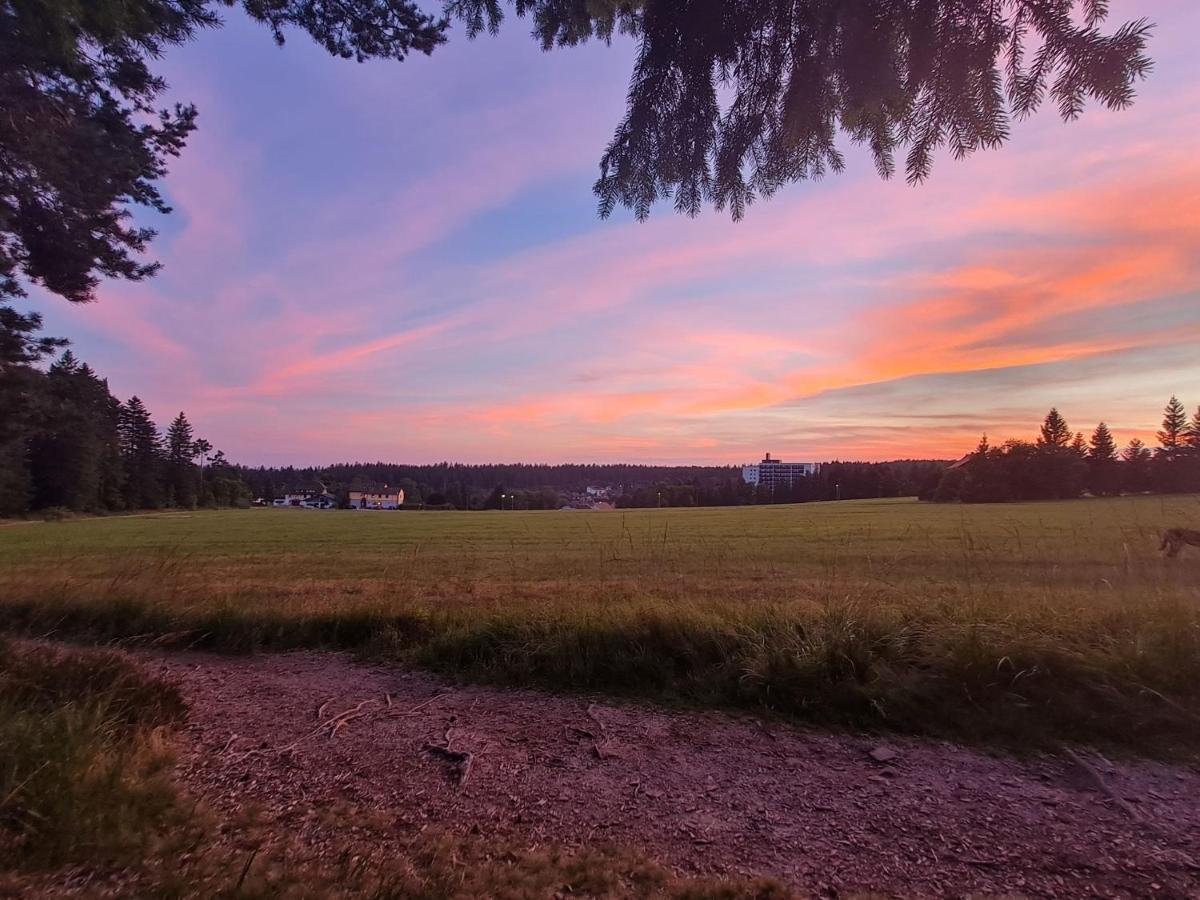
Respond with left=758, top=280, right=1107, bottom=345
left=36, top=0, right=1200, bottom=466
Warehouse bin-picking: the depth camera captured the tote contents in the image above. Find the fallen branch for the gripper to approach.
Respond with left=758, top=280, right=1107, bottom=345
left=388, top=691, right=450, bottom=717
left=237, top=698, right=378, bottom=759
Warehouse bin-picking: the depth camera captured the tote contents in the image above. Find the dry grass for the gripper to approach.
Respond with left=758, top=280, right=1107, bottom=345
left=0, top=639, right=185, bottom=868
left=1, top=496, right=1198, bottom=754
left=134, top=824, right=798, bottom=900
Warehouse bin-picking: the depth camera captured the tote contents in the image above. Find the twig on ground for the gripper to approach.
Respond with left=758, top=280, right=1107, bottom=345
left=390, top=691, right=450, bottom=717
left=234, top=847, right=259, bottom=891
left=237, top=698, right=378, bottom=759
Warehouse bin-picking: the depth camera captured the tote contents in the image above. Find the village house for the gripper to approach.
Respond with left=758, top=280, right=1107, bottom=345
left=348, top=485, right=405, bottom=509
left=272, top=489, right=336, bottom=509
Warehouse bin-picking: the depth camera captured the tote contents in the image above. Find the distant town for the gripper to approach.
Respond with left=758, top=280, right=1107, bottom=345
left=252, top=453, right=936, bottom=511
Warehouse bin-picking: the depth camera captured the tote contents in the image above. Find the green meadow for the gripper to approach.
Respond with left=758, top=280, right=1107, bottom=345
left=2, top=495, right=1199, bottom=755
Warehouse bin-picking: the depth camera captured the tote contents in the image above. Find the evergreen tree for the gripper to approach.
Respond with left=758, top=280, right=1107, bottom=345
left=1121, top=438, right=1153, bottom=494
left=1156, top=396, right=1188, bottom=455
left=1070, top=432, right=1087, bottom=458
left=1186, top=406, right=1200, bottom=451
left=0, top=308, right=65, bottom=514
left=1089, top=423, right=1118, bottom=462
left=1180, top=405, right=1200, bottom=493
left=1033, top=409, right=1084, bottom=499
left=1087, top=423, right=1119, bottom=496
left=1154, top=396, right=1190, bottom=493
left=1, top=311, right=250, bottom=513
left=119, top=397, right=164, bottom=509
left=29, top=353, right=123, bottom=511
left=1037, top=408, right=1072, bottom=448
left=166, top=412, right=198, bottom=508
left=166, top=412, right=194, bottom=463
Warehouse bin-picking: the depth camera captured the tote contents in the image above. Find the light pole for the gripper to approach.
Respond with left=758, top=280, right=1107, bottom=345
left=835, top=483, right=841, bottom=501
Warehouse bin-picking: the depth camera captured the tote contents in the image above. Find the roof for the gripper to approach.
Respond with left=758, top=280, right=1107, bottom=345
left=349, top=484, right=402, bottom=495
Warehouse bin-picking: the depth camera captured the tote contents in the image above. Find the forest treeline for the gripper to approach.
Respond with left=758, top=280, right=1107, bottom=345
left=2, top=310, right=943, bottom=515
left=6, top=311, right=1198, bottom=516
left=237, top=459, right=947, bottom=510
left=236, top=462, right=743, bottom=510
left=927, top=400, right=1200, bottom=503
left=0, top=310, right=249, bottom=516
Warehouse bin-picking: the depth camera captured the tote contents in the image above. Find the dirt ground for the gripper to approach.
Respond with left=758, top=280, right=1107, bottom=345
left=122, top=649, right=1200, bottom=898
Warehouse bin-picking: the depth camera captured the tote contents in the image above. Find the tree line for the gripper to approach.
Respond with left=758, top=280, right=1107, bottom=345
left=0, top=310, right=248, bottom=516
left=235, top=462, right=747, bottom=509
left=236, top=459, right=947, bottom=511
left=613, top=460, right=946, bottom=508
left=927, top=398, right=1200, bottom=503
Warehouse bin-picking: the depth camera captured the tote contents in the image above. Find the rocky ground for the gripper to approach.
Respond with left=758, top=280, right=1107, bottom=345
left=118, top=649, right=1200, bottom=898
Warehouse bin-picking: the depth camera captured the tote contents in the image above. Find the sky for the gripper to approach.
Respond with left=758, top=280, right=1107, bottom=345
left=35, top=0, right=1200, bottom=466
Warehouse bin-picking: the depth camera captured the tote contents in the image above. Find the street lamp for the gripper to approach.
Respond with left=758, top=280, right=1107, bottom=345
left=835, top=483, right=841, bottom=501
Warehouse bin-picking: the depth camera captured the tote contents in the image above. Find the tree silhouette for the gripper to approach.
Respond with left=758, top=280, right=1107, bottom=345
left=1157, top=395, right=1188, bottom=456
left=452, top=0, right=1153, bottom=219
left=1, top=1, right=1155, bottom=309
left=1037, top=408, right=1071, bottom=448
left=1087, top=422, right=1118, bottom=496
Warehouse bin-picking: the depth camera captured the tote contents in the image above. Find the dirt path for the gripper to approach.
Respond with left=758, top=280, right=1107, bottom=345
left=149, top=650, right=1200, bottom=898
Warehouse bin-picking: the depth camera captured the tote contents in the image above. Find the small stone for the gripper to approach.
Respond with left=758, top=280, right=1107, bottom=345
left=868, top=746, right=899, bottom=763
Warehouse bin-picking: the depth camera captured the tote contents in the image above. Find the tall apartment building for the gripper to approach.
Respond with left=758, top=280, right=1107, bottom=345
left=741, top=453, right=819, bottom=488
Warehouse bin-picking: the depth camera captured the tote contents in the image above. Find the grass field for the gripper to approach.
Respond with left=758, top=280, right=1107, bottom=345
left=2, top=495, right=1199, bottom=755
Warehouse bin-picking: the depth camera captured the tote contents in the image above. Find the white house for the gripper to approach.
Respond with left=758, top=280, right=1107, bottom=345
left=273, top=490, right=336, bottom=509
left=348, top=486, right=405, bottom=509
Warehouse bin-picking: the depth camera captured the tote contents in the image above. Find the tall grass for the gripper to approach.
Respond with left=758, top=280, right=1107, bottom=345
left=2, top=587, right=1198, bottom=755
left=0, top=640, right=185, bottom=867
